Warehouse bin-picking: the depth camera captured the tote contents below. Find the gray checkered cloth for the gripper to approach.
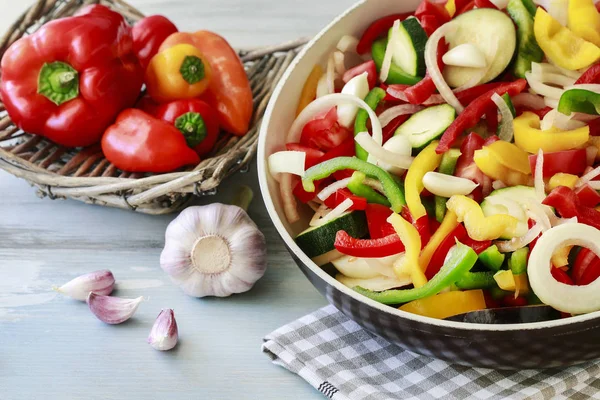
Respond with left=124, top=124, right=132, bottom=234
left=262, top=305, right=600, bottom=400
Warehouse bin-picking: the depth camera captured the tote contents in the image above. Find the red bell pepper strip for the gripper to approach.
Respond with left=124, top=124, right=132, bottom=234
left=572, top=247, right=600, bottom=285
left=286, top=143, right=325, bottom=169
left=415, top=0, right=451, bottom=26
left=314, top=137, right=356, bottom=181
left=132, top=15, right=178, bottom=69
left=575, top=64, right=600, bottom=85
left=101, top=109, right=200, bottom=173
left=528, top=149, right=588, bottom=178
left=323, top=188, right=368, bottom=211
left=401, top=207, right=431, bottom=247
left=454, top=132, right=488, bottom=202
left=426, top=223, right=468, bottom=279
left=152, top=99, right=220, bottom=157
left=543, top=186, right=600, bottom=230
left=575, top=184, right=600, bottom=208
left=343, top=61, right=377, bottom=90
left=578, top=257, right=600, bottom=285
left=420, top=15, right=441, bottom=36
left=551, top=267, right=575, bottom=285
left=483, top=135, right=500, bottom=146
left=0, top=5, right=143, bottom=148
left=501, top=295, right=528, bottom=307
left=356, top=13, right=414, bottom=55
left=382, top=114, right=410, bottom=143
left=485, top=105, right=499, bottom=133
left=300, top=107, right=353, bottom=151
left=589, top=118, right=600, bottom=136
left=462, top=238, right=492, bottom=254
left=436, top=79, right=528, bottom=153
left=404, top=40, right=448, bottom=105
left=474, top=0, right=497, bottom=8
left=365, top=203, right=395, bottom=239
left=334, top=230, right=405, bottom=258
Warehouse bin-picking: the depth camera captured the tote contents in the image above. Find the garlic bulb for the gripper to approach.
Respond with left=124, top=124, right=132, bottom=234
left=54, top=270, right=115, bottom=301
left=87, top=293, right=143, bottom=324
left=160, top=191, right=267, bottom=297
left=148, top=309, right=178, bottom=351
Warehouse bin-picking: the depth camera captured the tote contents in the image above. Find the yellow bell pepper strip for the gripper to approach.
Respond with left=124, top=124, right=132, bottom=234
left=296, top=65, right=323, bottom=116
left=509, top=247, right=530, bottom=297
left=353, top=241, right=478, bottom=305
left=534, top=8, right=600, bottom=70
left=388, top=213, right=428, bottom=288
left=446, top=195, right=521, bottom=240
left=589, top=137, right=600, bottom=162
left=419, top=211, right=459, bottom=274
left=399, top=289, right=486, bottom=319
left=494, top=270, right=516, bottom=291
left=146, top=43, right=213, bottom=103
left=568, top=0, right=600, bottom=48
left=445, top=0, right=456, bottom=17
left=550, top=245, right=572, bottom=267
left=548, top=173, right=579, bottom=190
left=405, top=141, right=443, bottom=220
left=473, top=141, right=532, bottom=186
left=513, top=112, right=590, bottom=153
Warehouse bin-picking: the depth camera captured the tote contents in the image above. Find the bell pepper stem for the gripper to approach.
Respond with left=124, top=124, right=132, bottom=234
left=180, top=56, right=206, bottom=84
left=174, top=112, right=207, bottom=147
left=37, top=61, right=79, bottom=105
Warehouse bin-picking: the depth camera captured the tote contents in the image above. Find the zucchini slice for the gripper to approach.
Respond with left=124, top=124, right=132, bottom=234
left=388, top=17, right=428, bottom=77
left=394, top=104, right=456, bottom=150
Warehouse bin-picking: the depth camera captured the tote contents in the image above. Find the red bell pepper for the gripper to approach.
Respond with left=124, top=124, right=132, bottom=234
left=543, top=186, right=600, bottom=230
left=436, top=79, right=528, bottom=153
left=286, top=143, right=325, bottom=168
left=455, top=132, right=488, bottom=202
left=334, top=230, right=404, bottom=258
left=578, top=257, right=600, bottom=285
left=382, top=114, right=410, bottom=143
left=101, top=109, right=200, bottom=173
left=314, top=137, right=356, bottom=181
left=501, top=295, right=528, bottom=307
left=387, top=82, right=505, bottom=105
left=572, top=248, right=600, bottom=285
left=516, top=106, right=553, bottom=119
left=343, top=61, right=377, bottom=90
left=575, top=64, right=600, bottom=85
left=300, top=107, right=352, bottom=151
left=415, top=0, right=451, bottom=26
left=0, top=5, right=143, bottom=148
left=420, top=15, right=441, bottom=36
left=528, top=149, right=588, bottom=178
left=483, top=135, right=500, bottom=146
left=324, top=188, right=368, bottom=211
left=365, top=203, right=395, bottom=239
left=455, top=0, right=477, bottom=14
left=474, top=0, right=497, bottom=8
left=485, top=105, right=499, bottom=133
left=589, top=118, right=600, bottom=136
left=426, top=223, right=468, bottom=279
left=401, top=207, right=431, bottom=247
left=575, top=184, right=600, bottom=208
left=551, top=267, right=575, bottom=285
left=356, top=13, right=414, bottom=54
left=132, top=15, right=178, bottom=69
left=462, top=237, right=492, bottom=254
left=404, top=40, right=448, bottom=105
left=152, top=99, right=220, bottom=157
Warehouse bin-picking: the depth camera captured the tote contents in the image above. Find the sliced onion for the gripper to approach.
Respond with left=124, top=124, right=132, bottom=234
left=525, top=71, right=564, bottom=99
left=268, top=151, right=305, bottom=179
left=544, top=97, right=559, bottom=109
left=333, top=51, right=346, bottom=76
left=378, top=104, right=423, bottom=128
left=576, top=165, right=600, bottom=187
left=572, top=113, right=600, bottom=123
left=385, top=86, right=409, bottom=102
left=311, top=199, right=354, bottom=227
left=363, top=177, right=386, bottom=193
left=354, top=131, right=414, bottom=169
left=554, top=216, right=578, bottom=226
left=492, top=180, right=507, bottom=190
left=422, top=172, right=478, bottom=197
left=541, top=109, right=588, bottom=130
left=287, top=94, right=383, bottom=148
left=490, top=0, right=509, bottom=8
left=564, top=84, right=600, bottom=94
left=336, top=273, right=412, bottom=291
left=496, top=224, right=544, bottom=253
left=528, top=223, right=600, bottom=314
left=316, top=74, right=329, bottom=98
left=527, top=201, right=552, bottom=231
left=364, top=255, right=401, bottom=278
left=380, top=19, right=400, bottom=83
left=336, top=35, right=359, bottom=54
left=280, top=174, right=299, bottom=224
left=307, top=201, right=321, bottom=212
left=547, top=0, right=569, bottom=26
left=442, top=43, right=487, bottom=68
left=530, top=64, right=577, bottom=87
left=326, top=54, right=336, bottom=95
left=378, top=135, right=412, bottom=175
left=491, top=93, right=514, bottom=142
left=317, top=178, right=352, bottom=201
left=425, top=22, right=463, bottom=112
left=547, top=59, right=583, bottom=79
left=588, top=181, right=600, bottom=190
left=332, top=255, right=380, bottom=279
left=312, top=249, right=344, bottom=267
left=512, top=93, right=547, bottom=110
left=534, top=149, right=545, bottom=201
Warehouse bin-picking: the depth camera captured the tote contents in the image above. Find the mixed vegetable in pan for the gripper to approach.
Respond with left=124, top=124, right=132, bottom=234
left=268, top=0, right=600, bottom=320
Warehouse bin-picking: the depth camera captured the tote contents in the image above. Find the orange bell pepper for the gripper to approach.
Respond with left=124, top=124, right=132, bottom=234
left=160, top=31, right=253, bottom=136
left=297, top=65, right=323, bottom=116
left=399, top=289, right=486, bottom=319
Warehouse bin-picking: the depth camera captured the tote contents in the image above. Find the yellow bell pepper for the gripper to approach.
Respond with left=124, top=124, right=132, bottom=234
left=296, top=65, right=323, bottom=116
left=534, top=8, right=600, bottom=70
left=419, top=211, right=459, bottom=273
left=548, top=173, right=579, bottom=190
left=568, top=0, right=600, bottom=48
left=494, top=270, right=516, bottom=291
left=473, top=141, right=532, bottom=186
left=446, top=195, right=520, bottom=240
left=388, top=213, right=428, bottom=288
left=399, top=290, right=486, bottom=319
left=513, top=112, right=590, bottom=153
left=445, top=0, right=456, bottom=18
left=146, top=43, right=213, bottom=103
left=589, top=137, right=600, bottom=162
left=514, top=273, right=530, bottom=297
left=551, top=245, right=573, bottom=267
left=405, top=141, right=443, bottom=220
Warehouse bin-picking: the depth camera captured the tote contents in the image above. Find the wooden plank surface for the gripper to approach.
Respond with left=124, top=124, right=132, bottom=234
left=0, top=0, right=354, bottom=398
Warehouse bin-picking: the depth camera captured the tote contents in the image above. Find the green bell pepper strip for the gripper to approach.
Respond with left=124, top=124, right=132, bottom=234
left=372, top=38, right=422, bottom=85
left=353, top=242, right=478, bottom=305
left=507, top=0, right=544, bottom=78
left=502, top=93, right=517, bottom=117
left=302, top=157, right=406, bottom=212
left=354, top=87, right=386, bottom=161
left=490, top=286, right=513, bottom=300
left=347, top=171, right=391, bottom=206
left=455, top=271, right=497, bottom=290
left=478, top=245, right=505, bottom=271
left=509, top=247, right=529, bottom=275
left=434, top=149, right=462, bottom=223
left=522, top=0, right=537, bottom=16
left=557, top=89, right=600, bottom=116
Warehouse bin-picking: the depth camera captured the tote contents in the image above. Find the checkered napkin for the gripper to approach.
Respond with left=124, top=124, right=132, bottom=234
left=262, top=305, right=600, bottom=400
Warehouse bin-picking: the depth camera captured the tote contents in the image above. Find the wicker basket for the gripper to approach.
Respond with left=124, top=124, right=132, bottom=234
left=0, top=0, right=307, bottom=214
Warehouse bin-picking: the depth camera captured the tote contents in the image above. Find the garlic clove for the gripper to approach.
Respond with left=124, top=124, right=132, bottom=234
left=148, top=309, right=178, bottom=351
left=87, top=293, right=143, bottom=324
left=54, top=270, right=115, bottom=301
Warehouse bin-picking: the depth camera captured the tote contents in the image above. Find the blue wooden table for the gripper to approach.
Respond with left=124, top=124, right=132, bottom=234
left=0, top=1, right=354, bottom=398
